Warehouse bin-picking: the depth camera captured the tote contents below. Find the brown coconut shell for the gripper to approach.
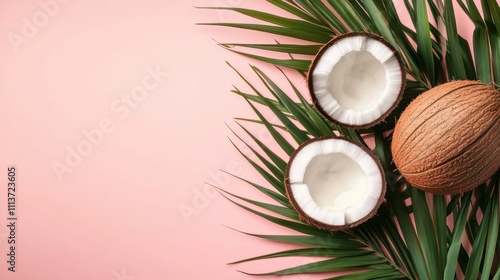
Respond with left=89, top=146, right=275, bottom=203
left=307, top=32, right=406, bottom=129
left=391, top=80, right=500, bottom=194
left=285, top=136, right=386, bottom=231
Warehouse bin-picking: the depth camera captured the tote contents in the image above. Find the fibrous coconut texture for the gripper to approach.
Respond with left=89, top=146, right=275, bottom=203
left=285, top=137, right=386, bottom=231
left=308, top=32, right=406, bottom=128
left=392, top=80, right=500, bottom=194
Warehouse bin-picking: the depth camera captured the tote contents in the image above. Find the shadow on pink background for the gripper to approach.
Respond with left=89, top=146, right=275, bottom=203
left=0, top=0, right=475, bottom=279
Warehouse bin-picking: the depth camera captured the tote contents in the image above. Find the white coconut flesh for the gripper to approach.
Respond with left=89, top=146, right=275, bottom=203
left=288, top=138, right=384, bottom=226
left=311, top=35, right=403, bottom=126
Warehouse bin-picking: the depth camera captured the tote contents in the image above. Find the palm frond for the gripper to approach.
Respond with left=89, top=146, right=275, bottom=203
left=201, top=0, right=500, bottom=278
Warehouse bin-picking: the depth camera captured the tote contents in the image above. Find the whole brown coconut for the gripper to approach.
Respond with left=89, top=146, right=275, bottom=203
left=391, top=80, right=500, bottom=194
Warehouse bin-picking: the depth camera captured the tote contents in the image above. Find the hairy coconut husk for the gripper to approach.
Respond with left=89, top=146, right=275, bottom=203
left=392, top=80, right=500, bottom=194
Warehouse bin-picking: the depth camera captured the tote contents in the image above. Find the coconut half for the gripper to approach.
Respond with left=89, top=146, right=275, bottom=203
left=308, top=32, right=406, bottom=128
left=285, top=137, right=386, bottom=231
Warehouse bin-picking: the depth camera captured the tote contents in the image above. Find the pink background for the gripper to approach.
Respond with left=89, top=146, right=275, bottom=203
left=0, top=1, right=475, bottom=280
